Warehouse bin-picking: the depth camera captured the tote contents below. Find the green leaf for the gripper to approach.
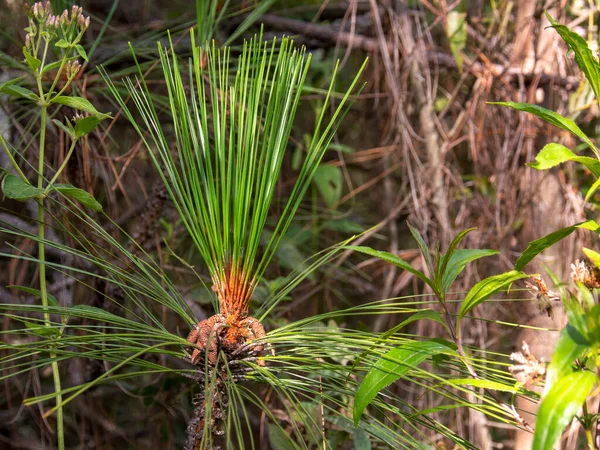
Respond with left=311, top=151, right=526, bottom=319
left=458, top=270, right=529, bottom=322
left=489, top=102, right=597, bottom=156
left=55, top=39, right=70, bottom=49
left=52, top=118, right=76, bottom=140
left=74, top=44, right=88, bottom=61
left=41, top=60, right=65, bottom=74
left=547, top=13, right=600, bottom=101
left=23, top=320, right=60, bottom=338
left=74, top=115, right=107, bottom=138
left=585, top=176, right=600, bottom=202
left=515, top=220, right=599, bottom=271
left=6, top=285, right=58, bottom=306
left=353, top=340, right=454, bottom=426
left=527, top=143, right=600, bottom=177
left=583, top=247, right=600, bottom=269
left=447, top=10, right=467, bottom=73
left=441, top=249, right=499, bottom=293
left=407, top=222, right=434, bottom=277
left=314, top=164, right=342, bottom=209
left=22, top=47, right=40, bottom=71
left=0, top=82, right=38, bottom=101
left=51, top=184, right=102, bottom=211
left=437, top=228, right=476, bottom=289
left=533, top=371, right=596, bottom=450
left=1, top=174, right=44, bottom=201
left=347, top=245, right=435, bottom=292
left=51, top=95, right=109, bottom=117
left=544, top=324, right=588, bottom=394
left=448, top=378, right=518, bottom=393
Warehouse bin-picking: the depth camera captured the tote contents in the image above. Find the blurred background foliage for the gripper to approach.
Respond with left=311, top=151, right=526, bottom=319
left=1, top=0, right=598, bottom=448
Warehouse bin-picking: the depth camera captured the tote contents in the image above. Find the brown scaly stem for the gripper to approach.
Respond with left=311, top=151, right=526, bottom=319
left=184, top=370, right=227, bottom=450
left=186, top=314, right=267, bottom=366
left=183, top=307, right=270, bottom=449
left=441, top=303, right=535, bottom=433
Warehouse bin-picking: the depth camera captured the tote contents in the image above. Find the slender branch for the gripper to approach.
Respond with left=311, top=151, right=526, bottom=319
left=0, top=134, right=28, bottom=181
left=45, top=137, right=78, bottom=190
left=37, top=101, right=65, bottom=450
left=46, top=55, right=68, bottom=100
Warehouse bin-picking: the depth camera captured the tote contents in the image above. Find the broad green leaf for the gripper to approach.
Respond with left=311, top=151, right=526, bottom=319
left=51, top=95, right=109, bottom=117
left=314, top=164, right=342, bottom=209
left=74, top=44, right=88, bottom=62
left=544, top=324, right=588, bottom=395
left=52, top=184, right=102, bottom=211
left=533, top=371, right=596, bottom=450
left=438, top=228, right=476, bottom=288
left=586, top=304, right=600, bottom=344
left=347, top=245, right=435, bottom=292
left=52, top=118, right=76, bottom=140
left=353, top=340, right=454, bottom=425
left=564, top=295, right=590, bottom=339
left=55, top=39, right=70, bottom=49
left=458, top=270, right=528, bottom=322
left=6, top=285, right=59, bottom=306
left=527, top=143, right=600, bottom=176
left=586, top=176, right=600, bottom=201
left=547, top=13, right=600, bottom=101
left=489, top=102, right=597, bottom=155
left=1, top=174, right=44, bottom=201
left=74, top=115, right=107, bottom=138
left=0, top=82, right=38, bottom=101
left=515, top=220, right=599, bottom=271
left=407, top=222, right=434, bottom=277
left=583, top=247, right=600, bottom=269
left=22, top=47, right=40, bottom=71
left=441, top=249, right=499, bottom=293
left=23, top=320, right=60, bottom=338
left=448, top=378, right=518, bottom=393
left=447, top=10, right=466, bottom=73
left=41, top=60, right=65, bottom=74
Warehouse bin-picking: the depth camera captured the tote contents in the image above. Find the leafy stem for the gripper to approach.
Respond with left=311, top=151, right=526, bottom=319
left=37, top=103, right=65, bottom=450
